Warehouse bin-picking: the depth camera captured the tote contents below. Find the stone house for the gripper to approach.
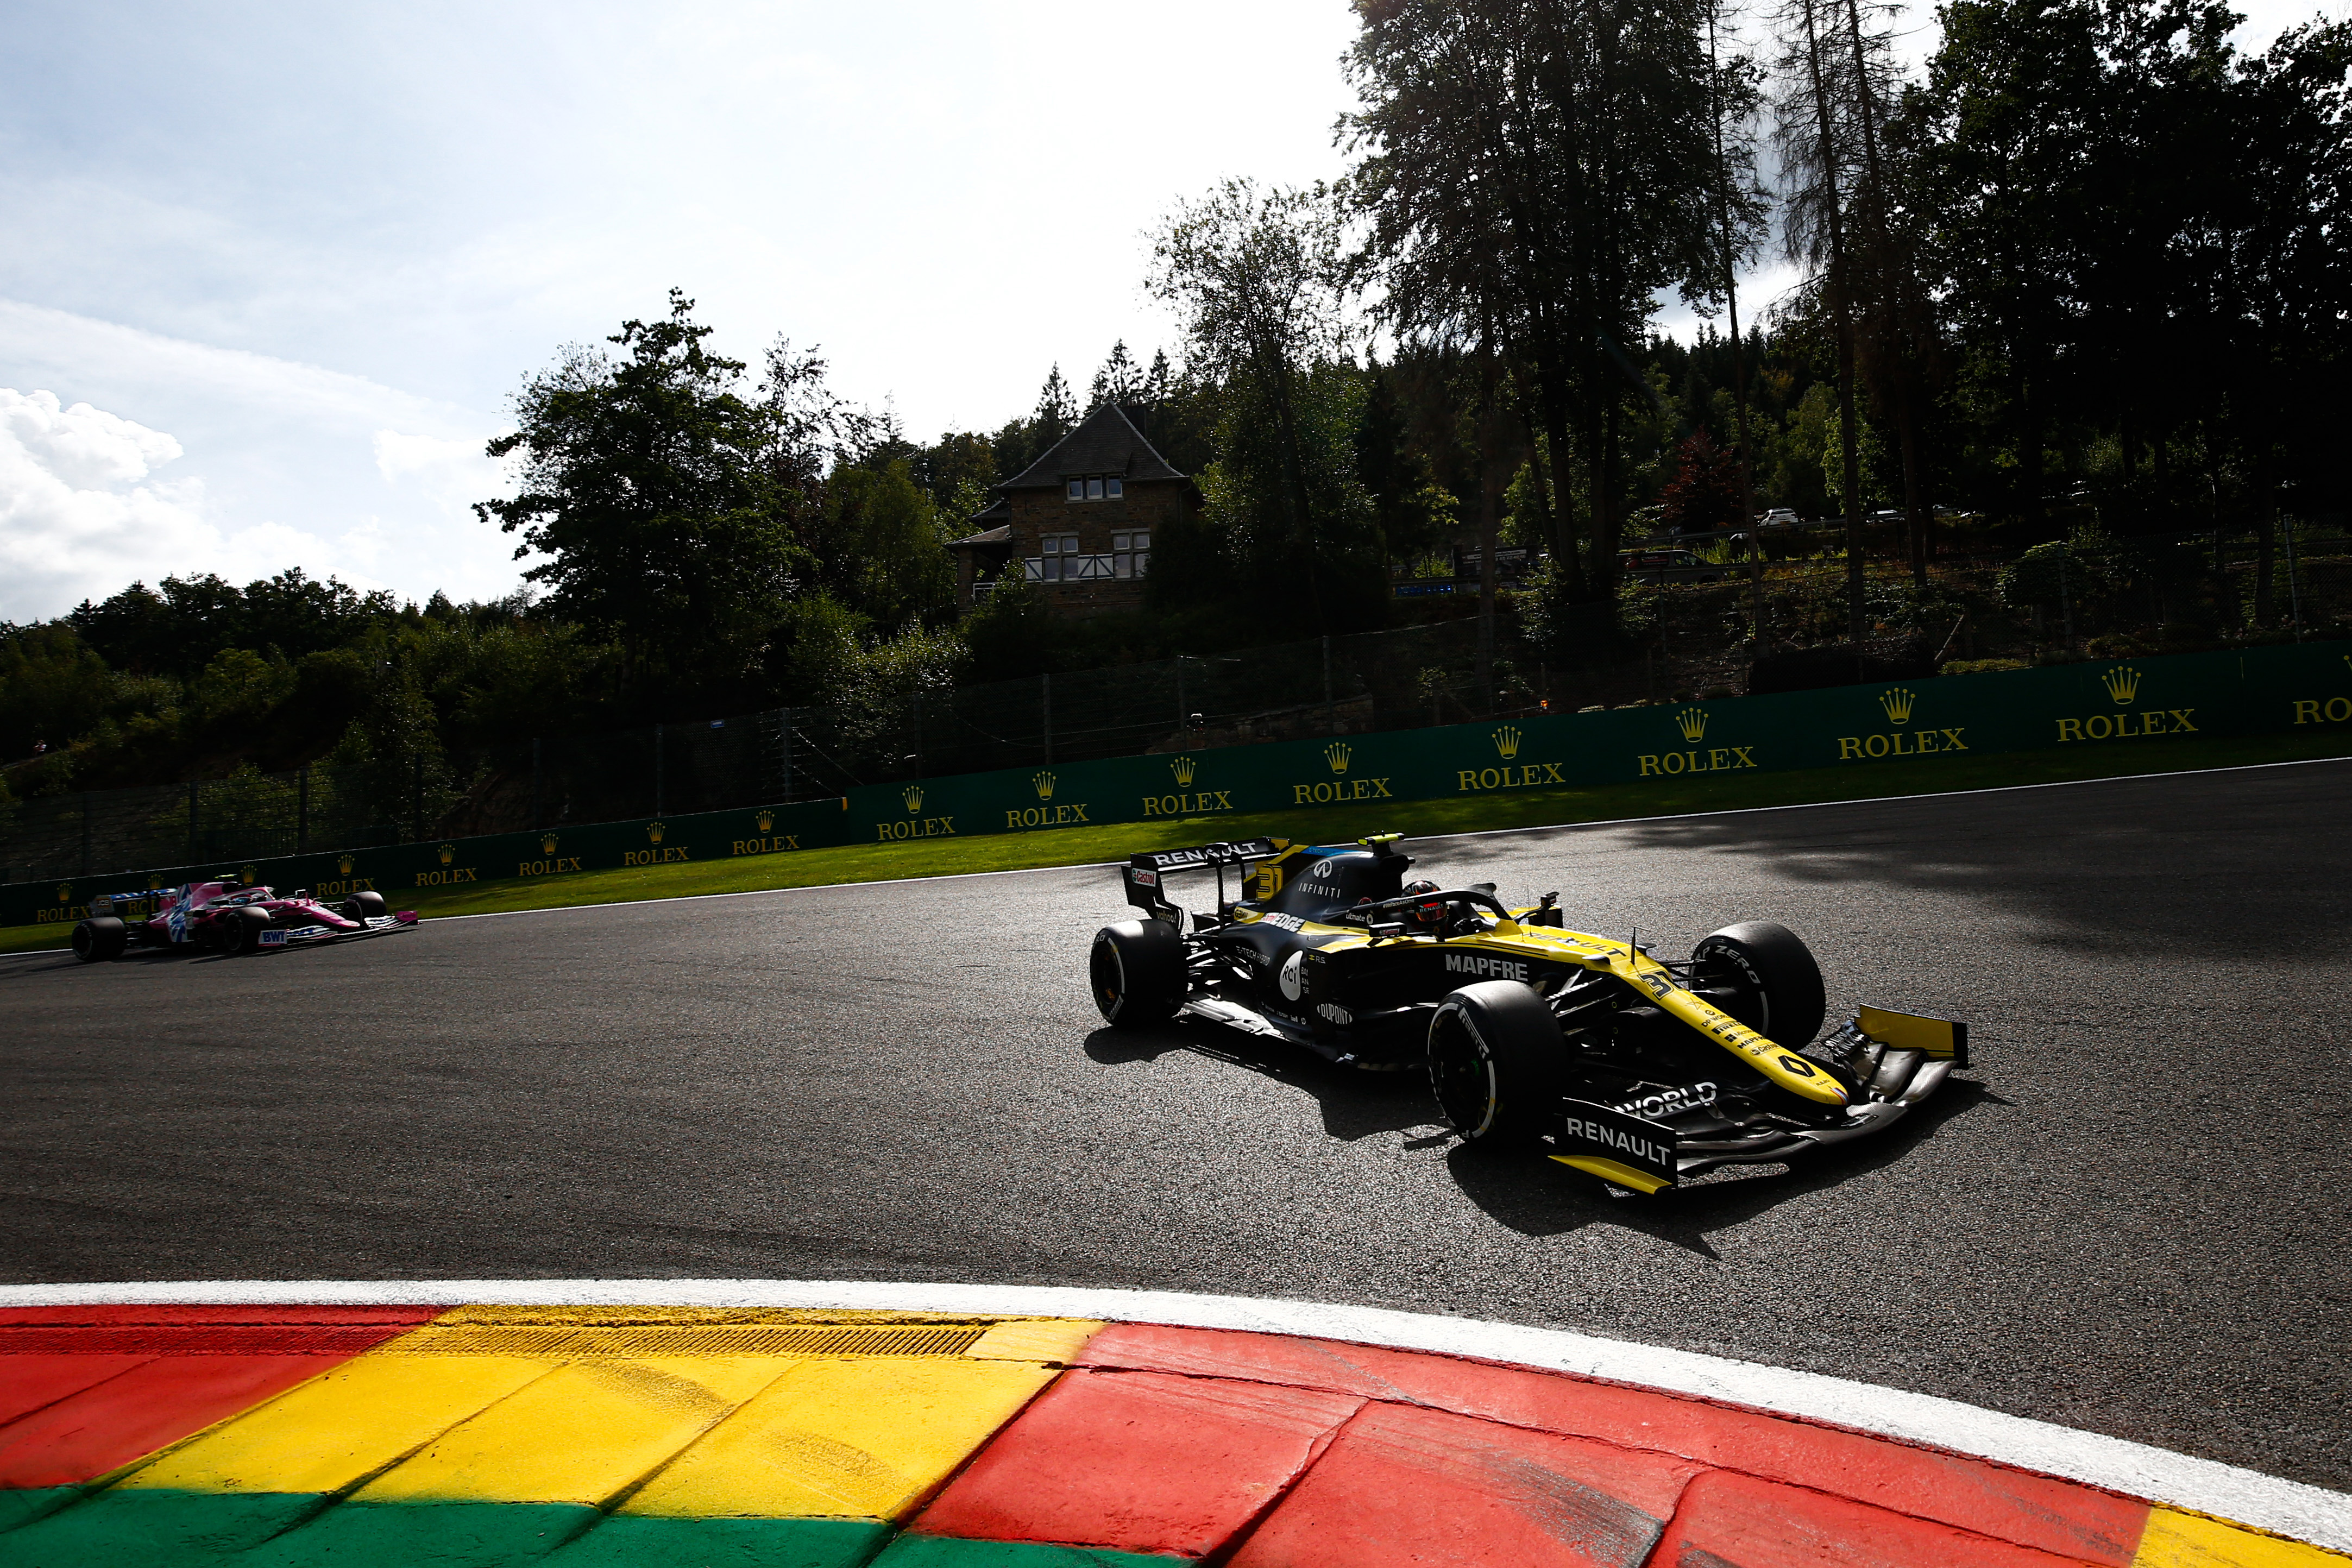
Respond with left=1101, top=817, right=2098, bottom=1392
left=947, top=403, right=1198, bottom=616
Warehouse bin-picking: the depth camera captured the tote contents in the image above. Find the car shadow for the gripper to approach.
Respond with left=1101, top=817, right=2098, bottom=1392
left=1085, top=1018, right=1991, bottom=1233
left=1084, top=1023, right=1441, bottom=1144
left=1445, top=1076, right=1996, bottom=1256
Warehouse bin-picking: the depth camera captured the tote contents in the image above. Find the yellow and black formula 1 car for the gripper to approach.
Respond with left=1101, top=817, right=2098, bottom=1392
left=1090, top=833, right=1967, bottom=1192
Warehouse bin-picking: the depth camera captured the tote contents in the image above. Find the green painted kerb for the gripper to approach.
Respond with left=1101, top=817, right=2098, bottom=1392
left=9, top=639, right=2349, bottom=930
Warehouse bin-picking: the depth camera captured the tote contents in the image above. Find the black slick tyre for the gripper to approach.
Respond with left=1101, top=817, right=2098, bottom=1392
left=1691, top=921, right=1826, bottom=1047
left=72, top=916, right=128, bottom=963
left=1090, top=920, right=1185, bottom=1026
left=225, top=906, right=271, bottom=955
left=1427, top=979, right=1565, bottom=1146
left=342, top=891, right=387, bottom=921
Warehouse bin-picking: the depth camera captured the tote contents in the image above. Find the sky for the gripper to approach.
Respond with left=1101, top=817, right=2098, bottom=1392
left=2, top=0, right=2337, bottom=622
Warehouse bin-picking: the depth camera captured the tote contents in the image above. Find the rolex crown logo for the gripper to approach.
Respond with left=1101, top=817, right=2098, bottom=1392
left=337, top=854, right=354, bottom=874
left=1325, top=741, right=1353, bottom=774
left=902, top=784, right=925, bottom=813
left=437, top=843, right=456, bottom=865
left=1493, top=725, right=1522, bottom=759
left=1878, top=687, right=1916, bottom=723
left=542, top=833, right=559, bottom=854
left=756, top=810, right=773, bottom=833
left=1033, top=770, right=1056, bottom=799
left=55, top=883, right=70, bottom=903
left=1169, top=754, right=1197, bottom=786
left=1674, top=707, right=1708, bottom=743
left=2100, top=665, right=2141, bottom=704
left=647, top=822, right=665, bottom=843
left=241, top=864, right=258, bottom=884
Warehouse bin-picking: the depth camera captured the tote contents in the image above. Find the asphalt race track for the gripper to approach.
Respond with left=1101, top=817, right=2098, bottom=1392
left=4, top=760, right=2349, bottom=1493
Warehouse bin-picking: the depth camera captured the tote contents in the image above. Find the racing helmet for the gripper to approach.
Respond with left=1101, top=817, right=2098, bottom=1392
left=1401, top=879, right=1446, bottom=930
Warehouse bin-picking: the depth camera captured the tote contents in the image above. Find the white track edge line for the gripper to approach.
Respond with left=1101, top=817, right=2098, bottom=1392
left=4, top=1277, right=2344, bottom=1551
left=3, top=753, right=2341, bottom=948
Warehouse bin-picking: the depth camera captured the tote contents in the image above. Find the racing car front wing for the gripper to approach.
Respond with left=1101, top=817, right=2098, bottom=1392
left=256, top=913, right=419, bottom=948
left=1551, top=1006, right=1967, bottom=1193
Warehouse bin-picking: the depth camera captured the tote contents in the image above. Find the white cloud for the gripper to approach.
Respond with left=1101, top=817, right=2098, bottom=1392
left=0, top=387, right=217, bottom=616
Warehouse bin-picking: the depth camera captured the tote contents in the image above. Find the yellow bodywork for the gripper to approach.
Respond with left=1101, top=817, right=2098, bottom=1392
left=1231, top=906, right=1851, bottom=1108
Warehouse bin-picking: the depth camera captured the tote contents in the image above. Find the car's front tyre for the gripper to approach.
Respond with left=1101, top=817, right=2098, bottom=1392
left=1428, top=980, right=1565, bottom=1146
left=225, top=906, right=272, bottom=955
left=1090, top=920, right=1186, bottom=1026
left=71, top=916, right=128, bottom=963
left=342, top=891, right=386, bottom=922
left=1691, top=921, right=1826, bottom=1047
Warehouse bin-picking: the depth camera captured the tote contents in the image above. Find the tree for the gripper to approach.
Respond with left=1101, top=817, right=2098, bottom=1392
left=1149, top=179, right=1379, bottom=627
left=1089, top=341, right=1143, bottom=410
left=477, top=291, right=813, bottom=692
left=1344, top=0, right=1743, bottom=608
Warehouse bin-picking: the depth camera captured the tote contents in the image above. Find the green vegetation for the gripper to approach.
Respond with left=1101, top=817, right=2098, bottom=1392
left=9, top=729, right=2344, bottom=955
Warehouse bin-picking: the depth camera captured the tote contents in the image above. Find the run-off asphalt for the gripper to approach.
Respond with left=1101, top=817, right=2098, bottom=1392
left=3, top=761, right=2347, bottom=1493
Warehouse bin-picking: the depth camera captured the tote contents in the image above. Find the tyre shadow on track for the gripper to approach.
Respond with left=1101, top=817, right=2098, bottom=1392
left=1084, top=1023, right=1444, bottom=1144
left=1447, top=1076, right=1995, bottom=1256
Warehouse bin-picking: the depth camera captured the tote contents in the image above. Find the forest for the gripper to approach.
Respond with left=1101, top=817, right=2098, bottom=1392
left=3, top=0, right=2347, bottom=803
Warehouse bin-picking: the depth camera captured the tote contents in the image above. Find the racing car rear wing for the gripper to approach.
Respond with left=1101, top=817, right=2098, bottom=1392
left=1123, top=837, right=1288, bottom=919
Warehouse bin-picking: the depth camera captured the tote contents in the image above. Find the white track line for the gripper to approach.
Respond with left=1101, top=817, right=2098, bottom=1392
left=4, top=1277, right=2345, bottom=1551
left=4, top=753, right=2342, bottom=947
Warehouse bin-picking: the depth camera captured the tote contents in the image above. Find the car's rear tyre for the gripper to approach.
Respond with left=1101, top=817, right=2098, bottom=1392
left=342, top=891, right=386, bottom=921
left=1691, top=921, right=1826, bottom=1047
left=225, top=906, right=271, bottom=955
left=71, top=916, right=128, bottom=963
left=1090, top=920, right=1186, bottom=1026
left=1427, top=979, right=1565, bottom=1146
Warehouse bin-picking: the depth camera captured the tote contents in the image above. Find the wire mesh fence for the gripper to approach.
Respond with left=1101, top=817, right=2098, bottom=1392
left=6, top=526, right=2345, bottom=887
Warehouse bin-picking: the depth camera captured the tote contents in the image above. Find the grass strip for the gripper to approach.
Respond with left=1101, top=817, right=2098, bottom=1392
left=8, top=728, right=2347, bottom=956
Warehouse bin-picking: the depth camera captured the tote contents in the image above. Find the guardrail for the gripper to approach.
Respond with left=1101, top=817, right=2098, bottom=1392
left=7, top=640, right=2347, bottom=931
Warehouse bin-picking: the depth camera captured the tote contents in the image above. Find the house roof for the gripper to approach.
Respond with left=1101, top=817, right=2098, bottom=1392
left=947, top=523, right=1011, bottom=550
left=999, top=402, right=1185, bottom=490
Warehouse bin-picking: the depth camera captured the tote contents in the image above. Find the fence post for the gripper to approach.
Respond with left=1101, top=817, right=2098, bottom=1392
left=1321, top=637, right=1332, bottom=734
left=188, top=780, right=199, bottom=860
left=1176, top=657, right=1187, bottom=738
left=778, top=709, right=793, bottom=800
left=297, top=764, right=309, bottom=855
left=1041, top=675, right=1053, bottom=764
left=2283, top=518, right=2304, bottom=640
left=80, top=792, right=92, bottom=878
left=530, top=738, right=542, bottom=828
left=654, top=723, right=665, bottom=818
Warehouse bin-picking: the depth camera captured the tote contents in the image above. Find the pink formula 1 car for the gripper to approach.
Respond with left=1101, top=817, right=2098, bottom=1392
left=70, top=880, right=418, bottom=961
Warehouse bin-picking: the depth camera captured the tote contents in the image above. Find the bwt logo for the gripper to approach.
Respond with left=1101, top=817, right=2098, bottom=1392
left=1445, top=952, right=1529, bottom=981
left=1878, top=687, right=1916, bottom=723
left=902, top=784, right=925, bottom=813
left=1169, top=754, right=1197, bottom=786
left=1033, top=771, right=1057, bottom=799
left=1675, top=708, right=1708, bottom=742
left=437, top=843, right=456, bottom=866
left=2101, top=665, right=2142, bottom=704
left=1492, top=725, right=1522, bottom=759
left=1324, top=741, right=1352, bottom=774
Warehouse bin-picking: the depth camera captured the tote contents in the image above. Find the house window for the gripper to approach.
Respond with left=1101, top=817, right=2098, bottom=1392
left=1086, top=477, right=1104, bottom=500
left=1106, top=477, right=1123, bottom=498
left=1112, top=530, right=1151, bottom=579
left=1064, top=476, right=1125, bottom=501
left=1065, top=479, right=1083, bottom=500
left=1038, top=532, right=1080, bottom=581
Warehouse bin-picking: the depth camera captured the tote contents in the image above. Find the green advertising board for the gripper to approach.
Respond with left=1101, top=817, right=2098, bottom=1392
left=9, top=639, right=2349, bottom=931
